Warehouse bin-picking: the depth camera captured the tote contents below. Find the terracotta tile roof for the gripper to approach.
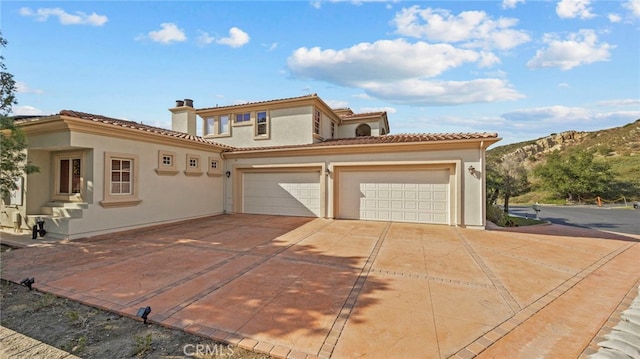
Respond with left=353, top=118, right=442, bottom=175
left=229, top=132, right=499, bottom=152
left=57, top=110, right=234, bottom=149
left=197, top=93, right=319, bottom=111
left=339, top=111, right=386, bottom=120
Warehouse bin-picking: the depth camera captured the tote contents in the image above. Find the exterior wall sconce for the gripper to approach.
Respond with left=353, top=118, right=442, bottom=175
left=225, top=171, right=231, bottom=178
left=325, top=168, right=331, bottom=176
left=468, top=165, right=476, bottom=175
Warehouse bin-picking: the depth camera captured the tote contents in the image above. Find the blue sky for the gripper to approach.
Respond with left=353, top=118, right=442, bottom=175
left=5, top=0, right=640, bottom=145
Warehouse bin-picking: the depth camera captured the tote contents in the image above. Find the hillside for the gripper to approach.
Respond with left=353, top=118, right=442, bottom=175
left=487, top=119, right=640, bottom=202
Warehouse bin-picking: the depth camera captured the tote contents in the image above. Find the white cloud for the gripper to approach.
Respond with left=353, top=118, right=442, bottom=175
left=262, top=42, right=279, bottom=51
left=556, top=0, right=595, bottom=19
left=500, top=105, right=640, bottom=136
left=196, top=31, right=214, bottom=46
left=324, top=99, right=350, bottom=109
left=15, top=82, right=44, bottom=95
left=288, top=38, right=523, bottom=105
left=558, top=82, right=570, bottom=88
left=527, top=29, right=613, bottom=70
left=358, top=106, right=397, bottom=114
left=288, top=39, right=483, bottom=85
left=147, top=23, right=187, bottom=44
left=363, top=78, right=524, bottom=105
left=11, top=105, right=47, bottom=116
left=624, top=0, right=640, bottom=17
left=502, top=0, right=525, bottom=9
left=503, top=105, right=591, bottom=122
left=596, top=98, right=640, bottom=107
left=216, top=27, right=250, bottom=48
left=19, top=7, right=107, bottom=26
left=608, top=13, right=622, bottom=22
left=392, top=6, right=530, bottom=50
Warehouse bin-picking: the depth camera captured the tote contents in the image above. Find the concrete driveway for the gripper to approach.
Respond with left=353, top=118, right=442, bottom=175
left=1, top=214, right=639, bottom=358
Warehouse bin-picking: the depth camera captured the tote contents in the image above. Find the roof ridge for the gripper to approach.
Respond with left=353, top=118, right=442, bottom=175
left=197, top=93, right=318, bottom=111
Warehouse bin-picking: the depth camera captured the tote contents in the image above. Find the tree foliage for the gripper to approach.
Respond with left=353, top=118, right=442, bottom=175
left=0, top=33, right=39, bottom=198
left=486, top=157, right=530, bottom=213
left=533, top=149, right=613, bottom=202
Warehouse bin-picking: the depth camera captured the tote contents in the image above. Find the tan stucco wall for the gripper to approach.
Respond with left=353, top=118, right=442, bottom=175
left=337, top=120, right=384, bottom=138
left=204, top=106, right=314, bottom=148
left=2, top=127, right=225, bottom=239
left=64, top=131, right=224, bottom=238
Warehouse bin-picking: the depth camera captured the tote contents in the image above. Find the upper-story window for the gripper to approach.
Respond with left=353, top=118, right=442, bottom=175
left=356, top=124, right=371, bottom=137
left=205, top=115, right=230, bottom=136
left=314, top=110, right=321, bottom=135
left=256, top=111, right=268, bottom=137
left=235, top=113, right=250, bottom=124
left=331, top=122, right=335, bottom=138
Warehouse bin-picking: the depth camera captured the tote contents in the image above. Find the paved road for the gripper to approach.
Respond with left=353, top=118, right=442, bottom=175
left=509, top=205, right=640, bottom=235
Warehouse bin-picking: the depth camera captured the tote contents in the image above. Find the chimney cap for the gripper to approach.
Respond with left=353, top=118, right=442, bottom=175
left=184, top=99, right=194, bottom=107
left=175, top=100, right=185, bottom=107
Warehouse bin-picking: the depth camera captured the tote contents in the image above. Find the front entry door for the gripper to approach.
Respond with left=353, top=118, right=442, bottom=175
left=56, top=154, right=83, bottom=201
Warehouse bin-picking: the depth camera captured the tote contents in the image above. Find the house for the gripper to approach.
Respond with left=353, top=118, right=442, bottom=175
left=1, top=94, right=500, bottom=240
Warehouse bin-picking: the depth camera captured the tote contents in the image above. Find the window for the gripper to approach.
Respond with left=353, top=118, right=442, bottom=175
left=101, top=152, right=140, bottom=208
left=111, top=159, right=132, bottom=195
left=219, top=115, right=229, bottom=134
left=54, top=152, right=83, bottom=201
left=255, top=111, right=268, bottom=137
left=156, top=150, right=178, bottom=175
left=185, top=153, right=203, bottom=176
left=356, top=124, right=371, bottom=137
left=204, top=116, right=230, bottom=136
left=331, top=122, right=336, bottom=138
left=235, top=113, right=251, bottom=124
left=207, top=156, right=223, bottom=176
left=314, top=110, right=321, bottom=135
left=205, top=117, right=215, bottom=135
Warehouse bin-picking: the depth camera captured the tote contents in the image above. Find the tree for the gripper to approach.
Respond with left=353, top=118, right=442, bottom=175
left=533, top=149, right=613, bottom=202
left=0, top=33, right=38, bottom=198
left=486, top=157, right=530, bottom=213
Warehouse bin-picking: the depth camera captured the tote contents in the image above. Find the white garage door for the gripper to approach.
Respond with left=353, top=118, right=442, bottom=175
left=338, top=170, right=449, bottom=224
left=243, top=171, right=321, bottom=217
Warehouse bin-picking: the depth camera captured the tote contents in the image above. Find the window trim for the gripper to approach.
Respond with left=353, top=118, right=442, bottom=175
left=155, top=150, right=178, bottom=176
left=185, top=153, right=203, bottom=176
left=101, top=152, right=141, bottom=208
left=254, top=110, right=270, bottom=139
left=207, top=156, right=223, bottom=177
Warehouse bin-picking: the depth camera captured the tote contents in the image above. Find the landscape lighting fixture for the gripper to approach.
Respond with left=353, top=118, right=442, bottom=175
left=137, top=306, right=151, bottom=324
left=20, top=277, right=35, bottom=290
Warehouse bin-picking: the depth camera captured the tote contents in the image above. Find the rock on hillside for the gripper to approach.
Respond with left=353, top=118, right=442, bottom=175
left=489, top=120, right=640, bottom=170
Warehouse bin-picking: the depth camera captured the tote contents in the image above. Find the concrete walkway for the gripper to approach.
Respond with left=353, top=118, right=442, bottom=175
left=0, top=326, right=81, bottom=359
left=1, top=214, right=639, bottom=358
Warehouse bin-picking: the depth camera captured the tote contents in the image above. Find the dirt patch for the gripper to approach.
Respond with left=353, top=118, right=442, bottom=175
left=1, top=247, right=271, bottom=359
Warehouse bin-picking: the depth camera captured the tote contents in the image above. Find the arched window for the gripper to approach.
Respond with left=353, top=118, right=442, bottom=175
left=355, top=124, right=371, bottom=137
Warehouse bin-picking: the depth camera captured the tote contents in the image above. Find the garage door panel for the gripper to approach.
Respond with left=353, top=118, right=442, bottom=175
left=339, top=170, right=449, bottom=224
left=243, top=172, right=321, bottom=217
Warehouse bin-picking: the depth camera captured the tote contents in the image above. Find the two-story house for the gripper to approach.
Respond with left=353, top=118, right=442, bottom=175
left=1, top=94, right=499, bottom=240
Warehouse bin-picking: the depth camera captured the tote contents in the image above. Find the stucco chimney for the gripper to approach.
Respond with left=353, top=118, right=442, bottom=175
left=170, top=99, right=196, bottom=136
